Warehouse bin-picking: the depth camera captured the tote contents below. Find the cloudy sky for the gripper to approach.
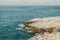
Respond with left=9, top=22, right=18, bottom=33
left=0, top=0, right=60, bottom=6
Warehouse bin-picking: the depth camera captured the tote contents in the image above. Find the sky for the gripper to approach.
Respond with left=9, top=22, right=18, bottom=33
left=0, top=0, right=60, bottom=6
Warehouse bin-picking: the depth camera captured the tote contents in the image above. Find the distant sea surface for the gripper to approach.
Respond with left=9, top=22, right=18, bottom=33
left=0, top=6, right=60, bottom=40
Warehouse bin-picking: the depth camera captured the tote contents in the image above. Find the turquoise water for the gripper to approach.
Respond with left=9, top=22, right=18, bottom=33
left=0, top=6, right=60, bottom=40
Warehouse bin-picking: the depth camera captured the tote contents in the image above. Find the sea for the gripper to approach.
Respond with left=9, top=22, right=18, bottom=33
left=0, top=6, right=60, bottom=40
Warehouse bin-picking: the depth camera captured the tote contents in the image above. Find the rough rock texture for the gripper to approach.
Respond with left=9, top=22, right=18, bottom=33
left=19, top=16, right=60, bottom=40
left=29, top=32, right=60, bottom=40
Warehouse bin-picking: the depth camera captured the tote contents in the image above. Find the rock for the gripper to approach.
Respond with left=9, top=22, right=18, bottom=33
left=29, top=32, right=60, bottom=40
left=20, top=16, right=60, bottom=33
left=19, top=16, right=60, bottom=40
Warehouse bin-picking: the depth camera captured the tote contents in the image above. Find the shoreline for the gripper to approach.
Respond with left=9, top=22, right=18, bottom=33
left=19, top=16, right=60, bottom=40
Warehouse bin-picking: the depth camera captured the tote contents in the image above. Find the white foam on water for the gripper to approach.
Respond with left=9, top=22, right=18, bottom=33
left=18, top=24, right=24, bottom=27
left=16, top=28, right=23, bottom=30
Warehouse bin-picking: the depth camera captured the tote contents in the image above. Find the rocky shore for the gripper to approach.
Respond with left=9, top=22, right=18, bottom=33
left=19, top=16, right=60, bottom=40
left=29, top=32, right=60, bottom=40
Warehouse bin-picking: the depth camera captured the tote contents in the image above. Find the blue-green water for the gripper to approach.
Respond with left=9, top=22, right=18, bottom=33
left=0, top=6, right=60, bottom=40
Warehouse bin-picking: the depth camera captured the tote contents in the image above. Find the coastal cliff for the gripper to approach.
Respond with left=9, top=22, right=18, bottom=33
left=19, top=16, right=60, bottom=40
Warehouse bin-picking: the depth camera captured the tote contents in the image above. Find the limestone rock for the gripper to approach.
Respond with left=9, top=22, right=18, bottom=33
left=19, top=16, right=60, bottom=40
left=20, top=16, right=60, bottom=33
left=29, top=32, right=60, bottom=40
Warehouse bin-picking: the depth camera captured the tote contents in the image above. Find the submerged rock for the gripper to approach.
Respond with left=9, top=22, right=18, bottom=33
left=19, top=16, right=60, bottom=40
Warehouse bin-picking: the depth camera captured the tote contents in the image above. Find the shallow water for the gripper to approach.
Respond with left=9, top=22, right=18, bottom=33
left=0, top=6, right=60, bottom=40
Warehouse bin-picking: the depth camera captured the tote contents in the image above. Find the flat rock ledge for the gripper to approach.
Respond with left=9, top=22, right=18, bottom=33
left=19, top=16, right=60, bottom=40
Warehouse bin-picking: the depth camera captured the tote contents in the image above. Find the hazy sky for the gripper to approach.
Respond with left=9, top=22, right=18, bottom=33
left=0, top=0, right=60, bottom=6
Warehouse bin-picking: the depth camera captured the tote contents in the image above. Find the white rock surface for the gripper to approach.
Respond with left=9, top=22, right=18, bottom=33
left=29, top=32, right=60, bottom=40
left=28, top=16, right=60, bottom=29
left=19, top=16, right=60, bottom=40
